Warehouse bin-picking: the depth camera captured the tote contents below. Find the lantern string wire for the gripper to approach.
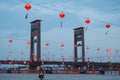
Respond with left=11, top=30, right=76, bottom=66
left=18, top=0, right=120, bottom=27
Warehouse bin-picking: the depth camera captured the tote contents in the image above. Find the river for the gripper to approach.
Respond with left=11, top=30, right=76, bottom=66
left=0, top=73, right=120, bottom=80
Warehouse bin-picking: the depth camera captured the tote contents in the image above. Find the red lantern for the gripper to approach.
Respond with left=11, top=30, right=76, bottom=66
left=115, top=50, right=118, bottom=53
left=86, top=47, right=89, bottom=50
left=61, top=44, right=64, bottom=47
left=97, top=48, right=100, bottom=51
left=26, top=40, right=31, bottom=49
left=9, top=39, right=13, bottom=43
left=59, top=12, right=65, bottom=18
left=8, top=39, right=13, bottom=47
left=59, top=12, right=65, bottom=28
left=21, top=52, right=24, bottom=55
left=27, top=41, right=31, bottom=45
left=105, top=23, right=110, bottom=35
left=106, top=23, right=110, bottom=29
left=74, top=45, right=77, bottom=48
left=25, top=3, right=31, bottom=10
left=24, top=3, right=31, bottom=19
left=85, top=18, right=90, bottom=24
left=46, top=43, right=49, bottom=46
left=106, top=49, right=109, bottom=53
left=9, top=51, right=12, bottom=55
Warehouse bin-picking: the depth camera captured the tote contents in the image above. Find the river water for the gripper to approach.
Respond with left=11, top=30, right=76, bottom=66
left=0, top=73, right=120, bottom=80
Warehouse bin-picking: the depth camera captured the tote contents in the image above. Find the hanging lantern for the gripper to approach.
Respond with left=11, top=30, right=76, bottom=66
left=106, top=23, right=110, bottom=29
left=86, top=47, right=89, bottom=50
left=8, top=39, right=13, bottom=47
left=59, top=12, right=65, bottom=18
left=97, top=48, right=100, bottom=51
left=26, top=40, right=31, bottom=49
left=24, top=3, right=31, bottom=19
left=60, top=43, right=64, bottom=50
left=85, top=18, right=90, bottom=31
left=74, top=44, right=77, bottom=48
left=25, top=3, right=31, bottom=10
left=106, top=49, right=109, bottom=53
left=27, top=40, right=31, bottom=45
left=105, top=23, right=111, bottom=35
left=85, top=18, right=90, bottom=24
left=46, top=42, right=49, bottom=46
left=9, top=51, right=12, bottom=55
left=21, top=52, right=24, bottom=55
left=61, top=43, right=64, bottom=47
left=86, top=47, right=89, bottom=54
left=9, top=39, right=13, bottom=43
left=97, top=48, right=100, bottom=54
left=115, top=50, right=118, bottom=53
left=59, top=12, right=65, bottom=28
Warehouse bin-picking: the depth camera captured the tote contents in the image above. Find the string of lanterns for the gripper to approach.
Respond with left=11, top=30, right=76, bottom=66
left=22, top=0, right=113, bottom=32
left=1, top=38, right=120, bottom=61
left=24, top=3, right=31, bottom=19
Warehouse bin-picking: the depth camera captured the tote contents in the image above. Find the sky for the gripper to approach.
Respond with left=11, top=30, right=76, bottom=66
left=0, top=0, right=120, bottom=63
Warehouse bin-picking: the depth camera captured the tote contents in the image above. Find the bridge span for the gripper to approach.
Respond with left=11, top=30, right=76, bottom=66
left=0, top=60, right=120, bottom=68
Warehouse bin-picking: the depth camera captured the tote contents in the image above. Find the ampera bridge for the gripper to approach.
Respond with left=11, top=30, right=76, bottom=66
left=0, top=19, right=120, bottom=69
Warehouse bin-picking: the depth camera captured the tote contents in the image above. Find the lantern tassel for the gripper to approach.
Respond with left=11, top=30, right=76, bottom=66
left=8, top=44, right=10, bottom=47
left=25, top=14, right=28, bottom=19
left=85, top=27, right=88, bottom=31
left=61, top=48, right=63, bottom=51
left=105, top=30, right=109, bottom=35
left=60, top=21, right=63, bottom=28
left=26, top=46, right=28, bottom=50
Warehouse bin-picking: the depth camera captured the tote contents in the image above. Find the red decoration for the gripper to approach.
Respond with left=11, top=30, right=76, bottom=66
left=61, top=44, right=64, bottom=47
left=115, top=50, right=118, bottom=53
left=24, top=3, right=31, bottom=19
left=85, top=18, right=90, bottom=24
left=106, top=23, right=110, bottom=29
left=9, top=51, right=12, bottom=55
left=59, top=12, right=65, bottom=28
left=27, top=41, right=31, bottom=45
left=9, top=39, right=13, bottom=43
left=25, top=3, right=31, bottom=10
left=21, top=52, right=24, bottom=55
left=97, top=48, right=100, bottom=51
left=46, top=43, right=49, bottom=46
left=106, top=49, right=109, bottom=53
left=74, top=45, right=77, bottom=48
left=59, top=12, right=65, bottom=18
left=86, top=47, right=89, bottom=50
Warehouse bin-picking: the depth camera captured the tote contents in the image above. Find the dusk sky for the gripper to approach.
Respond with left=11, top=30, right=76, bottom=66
left=0, top=0, right=120, bottom=62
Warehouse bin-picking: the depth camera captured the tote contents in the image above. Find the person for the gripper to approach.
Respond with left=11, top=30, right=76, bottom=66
left=39, top=67, right=44, bottom=80
left=99, top=67, right=105, bottom=75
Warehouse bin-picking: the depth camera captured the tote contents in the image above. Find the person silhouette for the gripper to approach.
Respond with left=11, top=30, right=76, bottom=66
left=39, top=67, right=44, bottom=80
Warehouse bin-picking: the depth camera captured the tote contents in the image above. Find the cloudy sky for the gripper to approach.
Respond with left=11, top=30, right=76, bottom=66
left=0, top=0, right=120, bottom=62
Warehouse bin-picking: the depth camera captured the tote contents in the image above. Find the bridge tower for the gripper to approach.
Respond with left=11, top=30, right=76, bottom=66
left=74, top=27, right=85, bottom=62
left=30, top=20, right=41, bottom=62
